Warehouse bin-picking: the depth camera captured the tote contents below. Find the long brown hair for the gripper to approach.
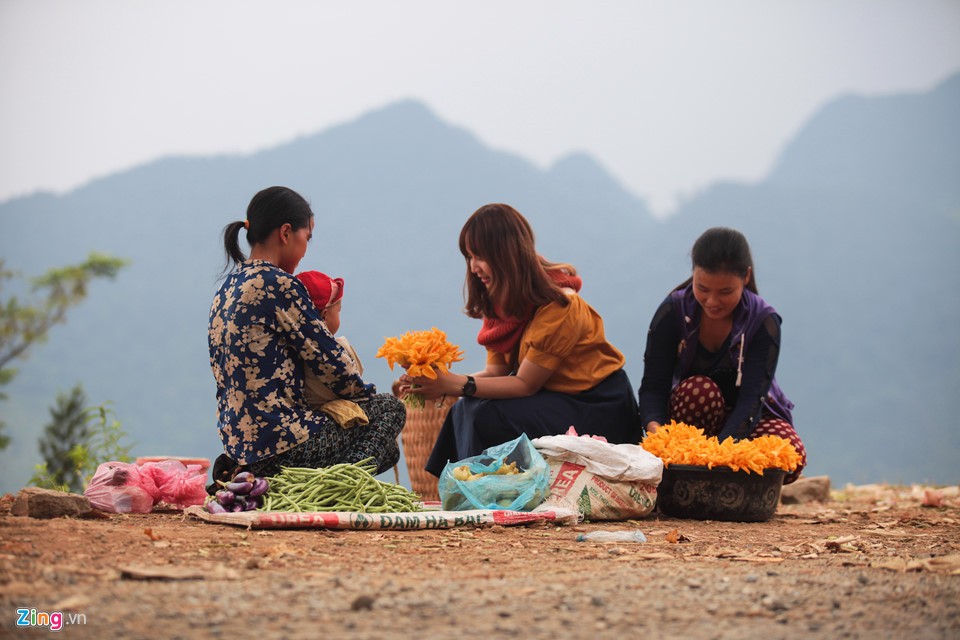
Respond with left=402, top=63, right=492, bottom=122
left=459, top=203, right=574, bottom=319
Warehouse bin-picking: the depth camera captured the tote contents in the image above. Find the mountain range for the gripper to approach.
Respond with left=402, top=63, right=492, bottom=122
left=1, top=71, right=957, bottom=493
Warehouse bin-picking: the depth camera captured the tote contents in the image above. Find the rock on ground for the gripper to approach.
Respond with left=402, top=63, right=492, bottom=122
left=781, top=475, right=831, bottom=504
left=10, top=487, right=91, bottom=519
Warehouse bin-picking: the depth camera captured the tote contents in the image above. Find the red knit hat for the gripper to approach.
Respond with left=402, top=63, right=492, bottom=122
left=295, top=271, right=345, bottom=309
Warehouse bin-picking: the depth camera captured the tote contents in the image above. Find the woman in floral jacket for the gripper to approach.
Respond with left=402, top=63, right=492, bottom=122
left=208, top=186, right=405, bottom=483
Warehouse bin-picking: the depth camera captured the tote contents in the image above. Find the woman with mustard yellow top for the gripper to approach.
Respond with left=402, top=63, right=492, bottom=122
left=401, top=203, right=641, bottom=476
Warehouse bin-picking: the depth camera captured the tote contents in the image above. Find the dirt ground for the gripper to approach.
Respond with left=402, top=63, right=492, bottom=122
left=0, top=484, right=958, bottom=640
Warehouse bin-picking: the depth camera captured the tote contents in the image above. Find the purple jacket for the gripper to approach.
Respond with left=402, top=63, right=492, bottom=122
left=670, top=285, right=794, bottom=428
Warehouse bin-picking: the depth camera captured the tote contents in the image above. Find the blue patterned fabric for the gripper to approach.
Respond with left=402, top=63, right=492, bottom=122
left=208, top=260, right=376, bottom=465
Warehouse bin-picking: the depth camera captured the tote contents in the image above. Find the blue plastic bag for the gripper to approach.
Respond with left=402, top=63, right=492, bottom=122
left=438, top=434, right=550, bottom=511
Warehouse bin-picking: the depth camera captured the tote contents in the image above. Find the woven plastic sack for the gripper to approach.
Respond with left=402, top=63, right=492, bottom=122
left=438, top=434, right=550, bottom=511
left=532, top=431, right=663, bottom=520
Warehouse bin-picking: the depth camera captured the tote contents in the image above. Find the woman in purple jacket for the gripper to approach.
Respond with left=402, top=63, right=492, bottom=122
left=638, top=227, right=806, bottom=483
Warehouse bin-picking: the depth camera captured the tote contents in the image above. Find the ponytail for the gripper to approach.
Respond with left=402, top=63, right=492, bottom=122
left=220, top=220, right=247, bottom=277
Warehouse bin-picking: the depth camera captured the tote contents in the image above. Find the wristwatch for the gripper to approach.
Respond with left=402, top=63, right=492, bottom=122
left=461, top=375, right=477, bottom=397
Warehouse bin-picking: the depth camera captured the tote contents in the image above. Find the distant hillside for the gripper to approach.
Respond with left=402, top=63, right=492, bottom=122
left=767, top=72, right=960, bottom=212
left=0, top=73, right=957, bottom=493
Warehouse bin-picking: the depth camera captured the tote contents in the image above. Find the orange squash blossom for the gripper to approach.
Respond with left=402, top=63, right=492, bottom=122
left=642, top=420, right=800, bottom=474
left=376, top=328, right=464, bottom=407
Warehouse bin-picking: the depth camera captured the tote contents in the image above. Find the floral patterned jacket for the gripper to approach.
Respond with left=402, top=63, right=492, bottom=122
left=208, top=260, right=374, bottom=464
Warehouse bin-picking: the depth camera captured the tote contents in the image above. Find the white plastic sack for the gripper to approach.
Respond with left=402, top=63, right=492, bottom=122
left=532, top=434, right=663, bottom=521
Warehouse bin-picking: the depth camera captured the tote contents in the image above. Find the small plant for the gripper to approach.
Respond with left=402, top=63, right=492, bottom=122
left=30, top=401, right=133, bottom=493
left=70, top=403, right=134, bottom=480
left=27, top=463, right=69, bottom=493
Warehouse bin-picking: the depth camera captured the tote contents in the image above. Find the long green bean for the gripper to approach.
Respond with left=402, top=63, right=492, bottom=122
left=258, top=457, right=421, bottom=513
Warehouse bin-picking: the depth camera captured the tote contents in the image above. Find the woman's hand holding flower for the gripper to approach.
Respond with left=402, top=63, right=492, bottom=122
left=407, top=370, right=462, bottom=400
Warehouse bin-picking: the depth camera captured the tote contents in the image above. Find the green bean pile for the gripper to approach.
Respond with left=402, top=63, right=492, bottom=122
left=259, top=458, right=422, bottom=513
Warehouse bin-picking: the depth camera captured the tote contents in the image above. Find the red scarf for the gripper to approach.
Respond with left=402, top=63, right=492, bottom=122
left=477, top=269, right=583, bottom=354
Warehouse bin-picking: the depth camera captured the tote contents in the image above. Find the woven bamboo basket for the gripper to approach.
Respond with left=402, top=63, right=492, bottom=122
left=402, top=396, right=457, bottom=501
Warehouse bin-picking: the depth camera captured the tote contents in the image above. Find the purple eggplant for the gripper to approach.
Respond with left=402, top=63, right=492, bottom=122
left=249, top=477, right=269, bottom=497
left=231, top=503, right=245, bottom=513
left=215, top=489, right=236, bottom=506
left=243, top=496, right=259, bottom=511
left=226, top=481, right=253, bottom=495
left=204, top=501, right=228, bottom=514
left=232, top=471, right=255, bottom=484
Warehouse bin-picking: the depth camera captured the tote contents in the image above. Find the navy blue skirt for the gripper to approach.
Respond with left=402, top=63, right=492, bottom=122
left=425, top=369, right=641, bottom=477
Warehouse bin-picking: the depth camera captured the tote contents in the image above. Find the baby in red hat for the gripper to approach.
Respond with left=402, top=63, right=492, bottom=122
left=295, top=271, right=366, bottom=421
left=296, top=270, right=346, bottom=336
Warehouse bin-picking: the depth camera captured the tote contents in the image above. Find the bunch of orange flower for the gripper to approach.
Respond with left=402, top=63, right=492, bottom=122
left=642, top=420, right=800, bottom=475
left=376, top=328, right=464, bottom=408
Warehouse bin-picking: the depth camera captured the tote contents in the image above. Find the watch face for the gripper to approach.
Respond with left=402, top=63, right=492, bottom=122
left=463, top=376, right=476, bottom=397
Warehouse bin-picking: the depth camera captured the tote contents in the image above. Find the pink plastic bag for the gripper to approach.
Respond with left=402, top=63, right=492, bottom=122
left=564, top=425, right=608, bottom=442
left=140, top=460, right=209, bottom=509
left=84, top=460, right=208, bottom=513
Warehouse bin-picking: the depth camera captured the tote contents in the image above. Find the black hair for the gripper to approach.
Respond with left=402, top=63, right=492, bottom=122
left=220, top=186, right=313, bottom=276
left=675, top=227, right=759, bottom=294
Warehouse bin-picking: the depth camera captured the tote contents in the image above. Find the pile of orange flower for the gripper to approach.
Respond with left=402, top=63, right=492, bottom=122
left=642, top=420, right=800, bottom=474
left=376, top=328, right=464, bottom=407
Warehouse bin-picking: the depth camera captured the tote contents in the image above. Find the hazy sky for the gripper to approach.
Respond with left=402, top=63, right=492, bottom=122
left=2, top=1, right=959, bottom=216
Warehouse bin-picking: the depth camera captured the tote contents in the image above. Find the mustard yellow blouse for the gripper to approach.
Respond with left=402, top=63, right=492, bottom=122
left=486, top=293, right=625, bottom=393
